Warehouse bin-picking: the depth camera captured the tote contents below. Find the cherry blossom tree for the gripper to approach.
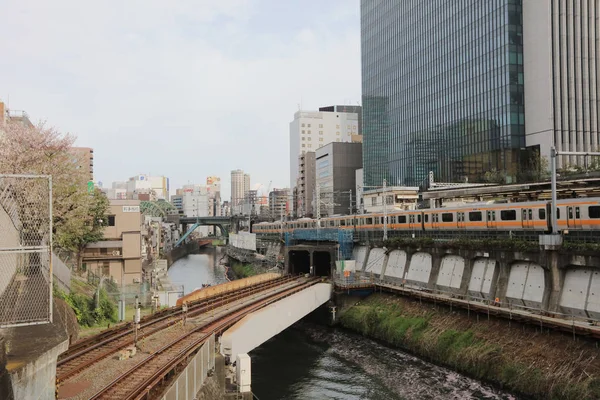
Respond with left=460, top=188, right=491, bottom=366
left=0, top=120, right=108, bottom=255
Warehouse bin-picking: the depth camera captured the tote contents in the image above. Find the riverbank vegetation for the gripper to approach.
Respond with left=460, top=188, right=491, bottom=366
left=339, top=294, right=600, bottom=400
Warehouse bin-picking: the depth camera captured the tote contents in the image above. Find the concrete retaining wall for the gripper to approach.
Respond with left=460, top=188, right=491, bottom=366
left=352, top=244, right=600, bottom=316
left=160, top=335, right=215, bottom=400
left=167, top=241, right=200, bottom=267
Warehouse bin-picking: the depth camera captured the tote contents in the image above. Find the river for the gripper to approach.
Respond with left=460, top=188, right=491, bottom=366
left=169, top=248, right=516, bottom=400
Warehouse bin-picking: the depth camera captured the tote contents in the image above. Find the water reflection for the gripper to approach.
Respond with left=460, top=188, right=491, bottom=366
left=167, top=248, right=228, bottom=294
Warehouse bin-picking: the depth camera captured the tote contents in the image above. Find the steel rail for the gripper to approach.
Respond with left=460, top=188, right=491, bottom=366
left=88, top=278, right=320, bottom=400
left=62, top=275, right=290, bottom=356
left=57, top=275, right=296, bottom=383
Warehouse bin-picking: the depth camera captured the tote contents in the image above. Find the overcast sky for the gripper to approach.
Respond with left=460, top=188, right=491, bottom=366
left=0, top=0, right=361, bottom=200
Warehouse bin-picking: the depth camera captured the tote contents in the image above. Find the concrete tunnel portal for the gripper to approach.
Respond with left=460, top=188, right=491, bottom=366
left=287, top=247, right=333, bottom=277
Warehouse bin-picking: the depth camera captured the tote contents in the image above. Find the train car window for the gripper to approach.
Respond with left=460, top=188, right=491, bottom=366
left=576, top=207, right=580, bottom=219
left=538, top=209, right=546, bottom=219
left=366, top=217, right=373, bottom=225
left=469, top=211, right=482, bottom=221
left=424, top=214, right=429, bottom=223
left=500, top=210, right=516, bottom=220
left=398, top=215, right=407, bottom=223
left=329, top=220, right=335, bottom=227
left=528, top=209, right=532, bottom=219
left=381, top=217, right=385, bottom=224
left=418, top=214, right=422, bottom=223
left=340, top=219, right=346, bottom=226
left=589, top=206, right=600, bottom=218
left=568, top=207, right=573, bottom=219
left=442, top=213, right=453, bottom=222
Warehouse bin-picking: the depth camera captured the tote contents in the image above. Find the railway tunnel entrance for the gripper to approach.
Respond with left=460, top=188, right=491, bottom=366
left=313, top=251, right=331, bottom=277
left=289, top=250, right=310, bottom=275
left=286, top=245, right=336, bottom=278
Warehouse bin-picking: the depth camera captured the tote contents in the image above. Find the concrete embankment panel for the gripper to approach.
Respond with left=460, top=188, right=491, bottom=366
left=220, top=283, right=332, bottom=358
left=405, top=252, right=432, bottom=289
left=559, top=269, right=600, bottom=319
left=365, top=248, right=387, bottom=278
left=176, top=273, right=280, bottom=306
left=468, top=258, right=497, bottom=300
left=436, top=255, right=465, bottom=293
left=505, top=262, right=545, bottom=309
left=353, top=246, right=368, bottom=271
left=383, top=250, right=408, bottom=284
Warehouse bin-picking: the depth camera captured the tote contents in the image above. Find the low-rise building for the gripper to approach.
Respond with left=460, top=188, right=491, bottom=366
left=82, top=200, right=142, bottom=285
left=362, top=187, right=420, bottom=213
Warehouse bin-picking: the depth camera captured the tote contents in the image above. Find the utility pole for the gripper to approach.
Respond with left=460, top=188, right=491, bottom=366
left=550, top=146, right=558, bottom=234
left=316, top=183, right=320, bottom=231
left=383, top=179, right=388, bottom=241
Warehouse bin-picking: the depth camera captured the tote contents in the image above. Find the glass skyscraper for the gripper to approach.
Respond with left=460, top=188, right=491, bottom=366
left=361, top=0, right=525, bottom=187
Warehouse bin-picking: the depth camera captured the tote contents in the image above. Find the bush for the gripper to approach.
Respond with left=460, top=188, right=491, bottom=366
left=54, top=284, right=118, bottom=327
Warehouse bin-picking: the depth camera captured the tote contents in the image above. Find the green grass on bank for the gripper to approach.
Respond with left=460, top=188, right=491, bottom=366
left=338, top=295, right=600, bottom=400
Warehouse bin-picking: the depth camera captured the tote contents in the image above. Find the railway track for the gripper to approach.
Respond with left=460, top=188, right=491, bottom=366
left=57, top=275, right=296, bottom=384
left=88, top=277, right=320, bottom=400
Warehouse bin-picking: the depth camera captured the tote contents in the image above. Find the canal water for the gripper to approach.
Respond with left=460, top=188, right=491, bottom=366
left=169, top=248, right=516, bottom=400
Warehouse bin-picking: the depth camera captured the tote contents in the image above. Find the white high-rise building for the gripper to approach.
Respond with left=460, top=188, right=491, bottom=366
left=523, top=1, right=600, bottom=168
left=289, top=106, right=361, bottom=212
left=244, top=174, right=250, bottom=196
left=182, top=184, right=209, bottom=236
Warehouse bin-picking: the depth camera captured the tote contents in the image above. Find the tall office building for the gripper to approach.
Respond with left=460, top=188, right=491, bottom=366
left=289, top=105, right=361, bottom=211
left=361, top=0, right=599, bottom=187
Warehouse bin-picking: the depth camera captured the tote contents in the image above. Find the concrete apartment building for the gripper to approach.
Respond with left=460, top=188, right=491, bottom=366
left=70, top=147, right=94, bottom=181
left=315, top=142, right=363, bottom=216
left=296, top=151, right=316, bottom=217
left=126, top=174, right=169, bottom=200
left=289, top=105, right=361, bottom=212
left=230, top=169, right=251, bottom=214
left=181, top=184, right=210, bottom=236
left=82, top=200, right=142, bottom=285
left=269, top=188, right=290, bottom=220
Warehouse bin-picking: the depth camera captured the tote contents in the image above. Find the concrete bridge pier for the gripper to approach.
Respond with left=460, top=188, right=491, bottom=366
left=285, top=245, right=336, bottom=277
left=546, top=250, right=564, bottom=313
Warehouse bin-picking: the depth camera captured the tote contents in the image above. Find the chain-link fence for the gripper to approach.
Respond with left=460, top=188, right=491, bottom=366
left=0, top=174, right=52, bottom=327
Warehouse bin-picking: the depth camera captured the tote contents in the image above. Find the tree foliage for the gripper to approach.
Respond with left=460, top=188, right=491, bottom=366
left=0, top=121, right=109, bottom=253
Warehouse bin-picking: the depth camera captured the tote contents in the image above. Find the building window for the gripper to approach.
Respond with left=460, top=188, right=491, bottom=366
left=319, top=131, right=323, bottom=135
left=336, top=125, right=340, bottom=129
left=307, top=124, right=311, bottom=127
left=319, top=138, right=323, bottom=142
left=308, top=144, right=312, bottom=148
left=308, top=137, right=311, bottom=141
left=301, top=130, right=305, bottom=134
left=302, top=137, right=305, bottom=141
left=302, top=144, right=306, bottom=148
left=336, top=131, right=340, bottom=135
left=319, top=124, right=323, bottom=128
left=301, top=123, right=305, bottom=127
left=108, top=215, right=116, bottom=226
left=371, top=198, right=377, bottom=206
left=100, top=248, right=107, bottom=255
left=308, top=130, right=311, bottom=134
left=336, top=139, right=341, bottom=142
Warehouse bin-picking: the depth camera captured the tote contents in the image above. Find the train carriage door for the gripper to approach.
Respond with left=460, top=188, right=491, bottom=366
left=486, top=210, right=497, bottom=228
left=409, top=214, right=418, bottom=230
left=521, top=209, right=533, bottom=229
left=432, top=213, right=439, bottom=229
left=457, top=212, right=466, bottom=228
left=567, top=206, right=582, bottom=228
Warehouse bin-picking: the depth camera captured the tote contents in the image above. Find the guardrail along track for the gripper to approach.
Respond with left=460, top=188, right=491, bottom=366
left=57, top=275, right=296, bottom=383
left=88, top=278, right=320, bottom=400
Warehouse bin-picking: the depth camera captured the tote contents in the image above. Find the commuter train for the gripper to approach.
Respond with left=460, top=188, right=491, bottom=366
left=252, top=197, right=600, bottom=235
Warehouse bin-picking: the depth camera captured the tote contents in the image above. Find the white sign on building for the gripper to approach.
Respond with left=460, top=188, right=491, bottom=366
left=123, top=206, right=140, bottom=213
